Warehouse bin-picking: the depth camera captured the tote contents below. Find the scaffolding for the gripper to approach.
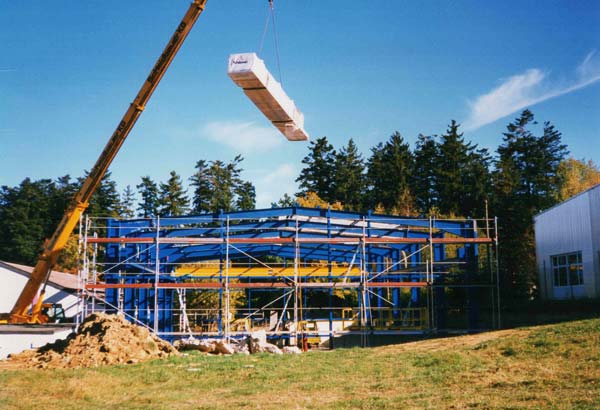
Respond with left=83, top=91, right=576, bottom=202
left=78, top=207, right=500, bottom=347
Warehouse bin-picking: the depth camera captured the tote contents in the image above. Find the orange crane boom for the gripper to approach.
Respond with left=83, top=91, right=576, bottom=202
left=7, top=0, right=208, bottom=324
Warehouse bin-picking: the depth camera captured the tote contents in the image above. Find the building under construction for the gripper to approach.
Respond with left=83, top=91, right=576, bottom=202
left=78, top=206, right=500, bottom=347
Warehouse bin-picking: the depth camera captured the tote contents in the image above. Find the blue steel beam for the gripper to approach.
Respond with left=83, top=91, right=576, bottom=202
left=106, top=207, right=470, bottom=237
left=105, top=208, right=473, bottom=274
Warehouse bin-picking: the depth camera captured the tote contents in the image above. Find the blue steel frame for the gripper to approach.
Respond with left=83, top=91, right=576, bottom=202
left=99, top=207, right=484, bottom=336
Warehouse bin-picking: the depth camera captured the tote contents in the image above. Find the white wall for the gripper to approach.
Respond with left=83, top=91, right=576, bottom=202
left=0, top=266, right=80, bottom=319
left=589, top=187, right=600, bottom=297
left=0, top=327, right=74, bottom=360
left=535, top=187, right=598, bottom=299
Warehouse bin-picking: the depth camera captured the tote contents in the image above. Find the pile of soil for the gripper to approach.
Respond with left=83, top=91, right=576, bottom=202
left=6, top=313, right=178, bottom=369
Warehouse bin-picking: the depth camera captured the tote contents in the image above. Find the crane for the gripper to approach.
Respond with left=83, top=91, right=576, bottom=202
left=2, top=0, right=209, bottom=324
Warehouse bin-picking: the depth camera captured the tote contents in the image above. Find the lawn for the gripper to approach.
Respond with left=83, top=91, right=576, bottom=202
left=1, top=318, right=599, bottom=409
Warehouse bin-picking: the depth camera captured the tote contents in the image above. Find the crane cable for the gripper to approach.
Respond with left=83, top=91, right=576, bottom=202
left=257, top=0, right=284, bottom=86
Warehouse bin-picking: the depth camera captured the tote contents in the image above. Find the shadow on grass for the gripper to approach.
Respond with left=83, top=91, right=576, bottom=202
left=327, top=298, right=600, bottom=349
left=499, top=298, right=600, bottom=328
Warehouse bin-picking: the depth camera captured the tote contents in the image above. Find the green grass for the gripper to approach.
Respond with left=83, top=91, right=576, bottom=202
left=1, top=318, right=599, bottom=409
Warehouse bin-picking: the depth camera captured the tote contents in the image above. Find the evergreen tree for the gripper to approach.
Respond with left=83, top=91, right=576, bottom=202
left=493, top=110, right=568, bottom=299
left=433, top=121, right=492, bottom=218
left=189, top=160, right=212, bottom=214
left=235, top=181, right=256, bottom=210
left=158, top=171, right=189, bottom=216
left=119, top=185, right=136, bottom=218
left=333, top=138, right=366, bottom=211
left=436, top=121, right=470, bottom=216
left=461, top=146, right=492, bottom=218
left=271, top=193, right=296, bottom=208
left=0, top=178, right=55, bottom=264
left=81, top=171, right=121, bottom=217
left=411, top=134, right=440, bottom=214
left=49, top=175, right=78, bottom=224
left=209, top=159, right=237, bottom=212
left=296, top=137, right=336, bottom=201
left=190, top=155, right=256, bottom=213
left=0, top=175, right=85, bottom=268
left=54, top=174, right=78, bottom=204
left=136, top=176, right=160, bottom=218
left=365, top=132, right=415, bottom=214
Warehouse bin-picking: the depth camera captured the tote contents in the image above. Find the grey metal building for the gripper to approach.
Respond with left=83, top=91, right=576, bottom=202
left=534, top=184, right=600, bottom=299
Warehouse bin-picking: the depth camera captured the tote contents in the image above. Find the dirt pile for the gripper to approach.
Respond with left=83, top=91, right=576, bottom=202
left=6, top=313, right=178, bottom=369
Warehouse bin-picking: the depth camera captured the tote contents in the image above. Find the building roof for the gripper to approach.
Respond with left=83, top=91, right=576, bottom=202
left=0, top=260, right=79, bottom=291
left=534, top=183, right=600, bottom=220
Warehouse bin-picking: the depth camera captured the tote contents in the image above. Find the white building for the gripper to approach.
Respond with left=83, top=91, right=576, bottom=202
left=534, top=184, right=600, bottom=300
left=0, top=260, right=79, bottom=359
left=0, top=260, right=79, bottom=316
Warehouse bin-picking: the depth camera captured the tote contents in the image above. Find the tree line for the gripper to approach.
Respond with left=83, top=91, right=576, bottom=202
left=1, top=109, right=599, bottom=300
left=0, top=156, right=256, bottom=268
left=287, top=109, right=599, bottom=300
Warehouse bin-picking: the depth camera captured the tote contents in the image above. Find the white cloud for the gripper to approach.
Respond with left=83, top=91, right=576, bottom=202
left=253, top=163, right=298, bottom=208
left=201, top=120, right=283, bottom=153
left=464, top=51, right=600, bottom=131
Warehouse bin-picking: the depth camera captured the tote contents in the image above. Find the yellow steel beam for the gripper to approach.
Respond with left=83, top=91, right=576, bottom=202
left=173, top=266, right=361, bottom=278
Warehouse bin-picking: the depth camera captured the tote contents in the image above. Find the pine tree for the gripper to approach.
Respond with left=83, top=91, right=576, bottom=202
left=235, top=181, right=256, bottom=210
left=365, top=132, right=415, bottom=214
left=159, top=171, right=189, bottom=216
left=271, top=193, right=296, bottom=208
left=189, top=160, right=212, bottom=214
left=333, top=138, right=366, bottom=211
left=433, top=121, right=492, bottom=218
left=209, top=160, right=236, bottom=212
left=493, top=110, right=568, bottom=299
left=0, top=178, right=54, bottom=264
left=82, top=171, right=121, bottom=217
left=461, top=146, right=492, bottom=218
left=119, top=185, right=136, bottom=218
left=49, top=175, right=78, bottom=226
left=190, top=156, right=256, bottom=213
left=411, top=134, right=440, bottom=215
left=296, top=137, right=336, bottom=201
left=136, top=176, right=160, bottom=218
left=436, top=121, right=470, bottom=216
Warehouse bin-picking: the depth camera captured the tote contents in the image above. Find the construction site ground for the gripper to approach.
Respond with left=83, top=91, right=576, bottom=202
left=0, top=317, right=598, bottom=409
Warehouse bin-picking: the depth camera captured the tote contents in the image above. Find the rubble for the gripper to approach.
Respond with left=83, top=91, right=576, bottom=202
left=5, top=313, right=178, bottom=369
left=215, top=340, right=236, bottom=355
left=242, top=330, right=284, bottom=354
left=282, top=346, right=302, bottom=354
left=173, top=330, right=300, bottom=356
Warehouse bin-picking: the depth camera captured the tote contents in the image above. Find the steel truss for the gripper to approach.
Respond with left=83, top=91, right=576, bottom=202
left=78, top=207, right=500, bottom=347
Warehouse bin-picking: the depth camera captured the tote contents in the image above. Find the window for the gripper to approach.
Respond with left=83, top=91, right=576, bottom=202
left=551, top=251, right=583, bottom=287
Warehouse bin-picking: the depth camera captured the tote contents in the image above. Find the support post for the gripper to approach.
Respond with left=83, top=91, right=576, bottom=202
left=429, top=216, right=435, bottom=331
left=293, top=218, right=299, bottom=346
left=224, top=216, right=230, bottom=341
left=327, top=208, right=333, bottom=349
left=153, top=216, right=160, bottom=334
left=360, top=216, right=368, bottom=347
left=494, top=216, right=501, bottom=329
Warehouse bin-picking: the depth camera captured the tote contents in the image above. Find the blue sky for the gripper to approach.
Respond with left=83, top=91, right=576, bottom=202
left=1, top=1, right=599, bottom=208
